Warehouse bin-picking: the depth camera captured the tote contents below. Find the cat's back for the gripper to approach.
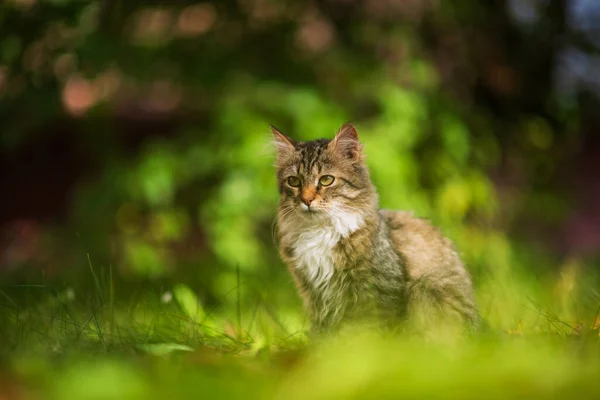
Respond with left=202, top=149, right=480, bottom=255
left=379, top=209, right=468, bottom=283
left=380, top=209, right=479, bottom=327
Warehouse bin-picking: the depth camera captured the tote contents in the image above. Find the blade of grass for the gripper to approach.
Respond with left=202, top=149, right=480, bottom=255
left=87, top=253, right=104, bottom=305
left=0, top=288, right=17, bottom=308
left=236, top=264, right=242, bottom=340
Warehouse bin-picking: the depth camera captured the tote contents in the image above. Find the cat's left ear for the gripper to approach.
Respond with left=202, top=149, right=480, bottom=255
left=329, top=123, right=363, bottom=161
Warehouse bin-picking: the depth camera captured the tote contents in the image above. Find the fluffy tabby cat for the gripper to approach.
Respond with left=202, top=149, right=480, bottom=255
left=272, top=123, right=479, bottom=335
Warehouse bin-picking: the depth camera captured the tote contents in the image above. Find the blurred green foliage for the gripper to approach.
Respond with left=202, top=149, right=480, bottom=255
left=1, top=0, right=599, bottom=398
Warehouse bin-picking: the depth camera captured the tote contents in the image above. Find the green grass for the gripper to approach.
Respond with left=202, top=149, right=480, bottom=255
left=1, top=264, right=599, bottom=400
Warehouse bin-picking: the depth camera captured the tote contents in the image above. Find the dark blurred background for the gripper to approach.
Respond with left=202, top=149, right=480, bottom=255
left=1, top=0, right=599, bottom=316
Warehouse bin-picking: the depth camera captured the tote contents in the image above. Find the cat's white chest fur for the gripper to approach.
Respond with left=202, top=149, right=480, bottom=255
left=284, top=210, right=364, bottom=288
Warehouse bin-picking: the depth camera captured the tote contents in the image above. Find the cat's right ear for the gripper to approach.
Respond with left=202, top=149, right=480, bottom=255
left=271, top=125, right=297, bottom=164
left=329, top=122, right=363, bottom=161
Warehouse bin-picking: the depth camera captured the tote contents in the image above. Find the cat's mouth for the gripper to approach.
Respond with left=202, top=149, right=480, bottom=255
left=299, top=203, right=322, bottom=214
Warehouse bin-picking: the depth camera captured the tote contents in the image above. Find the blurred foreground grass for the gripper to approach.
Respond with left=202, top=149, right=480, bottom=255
left=1, top=263, right=599, bottom=400
left=6, top=331, right=600, bottom=400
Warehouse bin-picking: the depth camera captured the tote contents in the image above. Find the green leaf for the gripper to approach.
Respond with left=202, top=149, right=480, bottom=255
left=173, top=284, right=204, bottom=321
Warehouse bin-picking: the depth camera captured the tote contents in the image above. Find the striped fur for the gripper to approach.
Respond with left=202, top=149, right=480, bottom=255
left=272, top=123, right=479, bottom=334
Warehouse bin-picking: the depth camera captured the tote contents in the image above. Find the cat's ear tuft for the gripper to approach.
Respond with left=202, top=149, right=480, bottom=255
left=329, top=122, right=363, bottom=161
left=271, top=125, right=297, bottom=164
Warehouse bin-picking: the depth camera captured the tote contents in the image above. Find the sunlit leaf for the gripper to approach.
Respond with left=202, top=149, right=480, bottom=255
left=173, top=283, right=205, bottom=321
left=137, top=343, right=194, bottom=356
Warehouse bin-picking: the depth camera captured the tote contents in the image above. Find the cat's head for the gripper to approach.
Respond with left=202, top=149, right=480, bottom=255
left=272, top=123, right=378, bottom=223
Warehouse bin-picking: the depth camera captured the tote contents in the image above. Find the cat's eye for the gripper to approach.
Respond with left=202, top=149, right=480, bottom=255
left=287, top=176, right=301, bottom=187
left=319, top=175, right=335, bottom=186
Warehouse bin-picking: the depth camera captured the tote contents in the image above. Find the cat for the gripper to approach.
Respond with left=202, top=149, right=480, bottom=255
left=272, top=122, right=479, bottom=335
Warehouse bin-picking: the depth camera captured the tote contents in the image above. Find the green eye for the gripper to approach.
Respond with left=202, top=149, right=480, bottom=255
left=287, top=176, right=301, bottom=187
left=319, top=175, right=335, bottom=186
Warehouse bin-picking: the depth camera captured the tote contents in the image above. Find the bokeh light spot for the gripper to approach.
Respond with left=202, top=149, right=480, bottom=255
left=175, top=4, right=217, bottom=38
left=62, top=75, right=97, bottom=116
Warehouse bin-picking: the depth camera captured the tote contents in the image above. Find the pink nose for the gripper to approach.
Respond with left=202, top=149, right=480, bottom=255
left=301, top=187, right=316, bottom=206
left=301, top=197, right=312, bottom=206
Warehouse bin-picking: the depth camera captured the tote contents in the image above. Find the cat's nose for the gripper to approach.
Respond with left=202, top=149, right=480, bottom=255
left=301, top=188, right=317, bottom=206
